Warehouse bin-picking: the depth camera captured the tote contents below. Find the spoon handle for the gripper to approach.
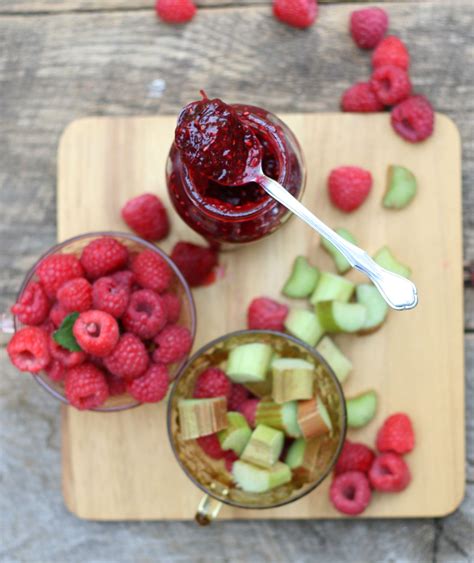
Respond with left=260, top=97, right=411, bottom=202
left=258, top=175, right=418, bottom=311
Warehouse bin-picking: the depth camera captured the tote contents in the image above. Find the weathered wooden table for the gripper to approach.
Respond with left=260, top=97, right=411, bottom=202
left=0, top=1, right=472, bottom=561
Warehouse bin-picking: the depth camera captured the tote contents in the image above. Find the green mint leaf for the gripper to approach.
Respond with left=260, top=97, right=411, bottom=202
left=53, top=312, right=82, bottom=352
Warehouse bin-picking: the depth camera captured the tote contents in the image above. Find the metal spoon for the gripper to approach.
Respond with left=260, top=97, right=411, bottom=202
left=227, top=138, right=418, bottom=311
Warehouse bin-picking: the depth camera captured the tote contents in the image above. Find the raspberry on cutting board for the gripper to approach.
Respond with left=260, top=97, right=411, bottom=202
left=330, top=471, right=372, bottom=515
left=369, top=452, right=412, bottom=492
left=334, top=440, right=375, bottom=476
left=376, top=412, right=415, bottom=454
left=391, top=95, right=434, bottom=143
left=121, top=193, right=170, bottom=241
left=327, top=166, right=372, bottom=212
left=247, top=297, right=289, bottom=331
left=170, top=241, right=218, bottom=287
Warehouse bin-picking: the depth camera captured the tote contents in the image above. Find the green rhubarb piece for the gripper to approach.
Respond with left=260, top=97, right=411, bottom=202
left=178, top=397, right=228, bottom=440
left=241, top=424, right=285, bottom=468
left=310, top=272, right=355, bottom=305
left=284, top=309, right=324, bottom=347
left=271, top=357, right=314, bottom=403
left=217, top=412, right=252, bottom=456
left=383, top=165, right=417, bottom=210
left=321, top=228, right=357, bottom=274
left=232, top=460, right=292, bottom=493
left=284, top=437, right=322, bottom=481
left=316, top=301, right=367, bottom=333
left=244, top=379, right=272, bottom=399
left=285, top=438, right=307, bottom=469
left=226, top=343, right=273, bottom=383
left=373, top=246, right=412, bottom=279
left=346, top=390, right=378, bottom=428
left=255, top=400, right=302, bottom=438
left=282, top=256, right=319, bottom=298
left=316, top=336, right=352, bottom=383
left=356, top=284, right=389, bottom=333
left=297, top=396, right=333, bottom=439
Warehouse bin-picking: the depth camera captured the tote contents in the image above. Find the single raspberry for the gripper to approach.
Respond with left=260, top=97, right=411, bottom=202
left=121, top=193, right=170, bottom=241
left=350, top=7, right=388, bottom=49
left=228, top=383, right=250, bottom=411
left=370, top=65, right=411, bottom=106
left=45, top=359, right=66, bottom=382
left=7, top=326, right=50, bottom=373
left=334, top=440, right=375, bottom=476
left=224, top=451, right=239, bottom=472
left=39, top=319, right=56, bottom=334
left=132, top=249, right=172, bottom=293
left=80, top=237, right=129, bottom=280
left=391, top=95, right=434, bottom=143
left=110, top=270, right=136, bottom=291
left=238, top=398, right=260, bottom=428
left=92, top=276, right=130, bottom=318
left=11, top=281, right=50, bottom=326
left=161, top=292, right=182, bottom=324
left=36, top=254, right=84, bottom=298
left=193, top=367, right=232, bottom=399
left=57, top=277, right=92, bottom=313
left=122, top=289, right=167, bottom=339
left=369, top=452, right=411, bottom=492
left=372, top=36, right=410, bottom=70
left=170, top=242, right=218, bottom=287
left=65, top=363, right=109, bottom=410
left=329, top=471, right=372, bottom=515
left=49, top=337, right=86, bottom=368
left=341, top=82, right=384, bottom=113
left=155, top=0, right=196, bottom=23
left=105, top=371, right=128, bottom=396
left=127, top=363, right=170, bottom=403
left=272, top=0, right=318, bottom=29
left=328, top=166, right=372, bottom=212
left=247, top=297, right=289, bottom=331
left=73, top=310, right=119, bottom=357
left=196, top=434, right=226, bottom=459
left=49, top=302, right=69, bottom=328
left=376, top=412, right=415, bottom=454
left=104, top=333, right=149, bottom=380
left=152, top=325, right=193, bottom=364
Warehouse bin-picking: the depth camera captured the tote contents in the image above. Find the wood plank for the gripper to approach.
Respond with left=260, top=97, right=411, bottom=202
left=58, top=112, right=464, bottom=519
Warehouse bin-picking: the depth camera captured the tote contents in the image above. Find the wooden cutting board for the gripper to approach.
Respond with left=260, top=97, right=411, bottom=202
left=57, top=113, right=464, bottom=520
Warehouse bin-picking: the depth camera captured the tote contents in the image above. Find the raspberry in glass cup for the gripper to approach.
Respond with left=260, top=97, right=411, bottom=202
left=166, top=96, right=306, bottom=247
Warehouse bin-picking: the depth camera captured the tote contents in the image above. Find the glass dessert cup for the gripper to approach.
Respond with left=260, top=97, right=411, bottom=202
left=4, top=231, right=196, bottom=412
left=167, top=330, right=346, bottom=524
left=166, top=104, right=306, bottom=247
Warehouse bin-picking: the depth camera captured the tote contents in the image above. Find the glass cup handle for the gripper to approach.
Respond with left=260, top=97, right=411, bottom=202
left=195, top=494, right=223, bottom=526
left=1, top=312, right=14, bottom=334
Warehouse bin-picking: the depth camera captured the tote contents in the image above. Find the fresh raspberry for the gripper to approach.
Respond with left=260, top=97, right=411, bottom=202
left=36, top=254, right=84, bottom=298
left=391, top=95, right=434, bottom=143
left=110, top=270, right=136, bottom=291
left=272, top=0, right=318, bottom=29
left=161, top=293, right=182, bottom=324
left=73, top=310, right=119, bottom=357
left=92, top=276, right=130, bottom=318
left=341, top=82, right=384, bottom=113
left=49, top=302, right=69, bottom=328
left=370, top=65, right=411, bottom=106
left=65, top=363, right=109, bottom=410
left=328, top=166, right=372, bottom=212
left=170, top=242, right=218, bottom=287
left=350, top=7, right=388, bottom=50
left=334, top=440, right=375, bottom=476
left=329, top=471, right=372, bottom=515
left=369, top=452, right=411, bottom=492
left=45, top=359, right=66, bottom=382
left=127, top=363, right=170, bottom=403
left=247, top=297, right=289, bottom=331
left=7, top=326, right=50, bottom=373
left=193, top=367, right=232, bottom=399
left=152, top=325, right=193, bottom=364
left=238, top=398, right=260, bottom=428
left=104, top=333, right=149, bottom=380
left=49, top=337, right=86, bottom=368
left=122, top=193, right=170, bottom=241
left=80, top=237, right=129, bottom=280
left=132, top=249, right=172, bottom=293
left=155, top=0, right=196, bottom=23
left=376, top=412, right=415, bottom=454
left=228, top=383, right=250, bottom=411
left=196, top=434, right=226, bottom=459
left=224, top=451, right=239, bottom=472
left=372, top=36, right=410, bottom=70
left=11, top=282, right=50, bottom=326
left=39, top=319, right=56, bottom=334
left=57, top=277, right=92, bottom=313
left=105, top=372, right=128, bottom=396
left=122, top=289, right=167, bottom=339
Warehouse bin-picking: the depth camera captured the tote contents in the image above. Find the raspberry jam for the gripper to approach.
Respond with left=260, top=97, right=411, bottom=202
left=167, top=99, right=305, bottom=246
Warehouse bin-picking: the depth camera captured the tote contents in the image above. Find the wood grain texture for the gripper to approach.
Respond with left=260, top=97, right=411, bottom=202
left=58, top=113, right=464, bottom=520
